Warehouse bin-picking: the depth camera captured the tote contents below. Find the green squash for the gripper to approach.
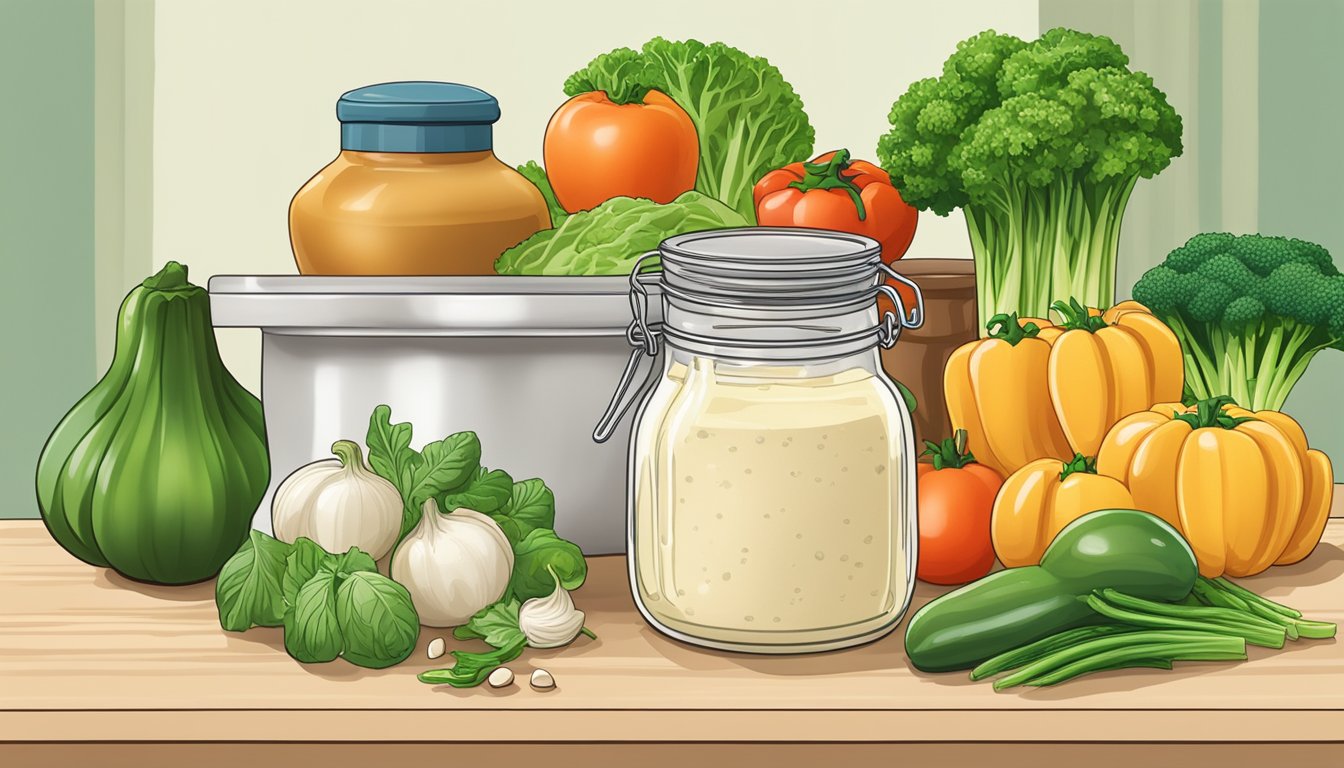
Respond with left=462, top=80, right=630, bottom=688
left=35, top=262, right=269, bottom=585
left=904, top=509, right=1199, bottom=672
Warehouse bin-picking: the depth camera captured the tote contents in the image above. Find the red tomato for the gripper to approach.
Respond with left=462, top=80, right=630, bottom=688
left=543, top=89, right=699, bottom=213
left=915, top=431, right=1003, bottom=585
left=753, top=149, right=919, bottom=262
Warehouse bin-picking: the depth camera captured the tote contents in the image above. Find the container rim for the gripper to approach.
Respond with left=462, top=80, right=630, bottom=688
left=207, top=274, right=648, bottom=336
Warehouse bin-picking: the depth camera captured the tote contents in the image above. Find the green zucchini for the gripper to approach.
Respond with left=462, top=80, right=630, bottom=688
left=904, top=509, right=1198, bottom=672
left=35, top=262, right=269, bottom=585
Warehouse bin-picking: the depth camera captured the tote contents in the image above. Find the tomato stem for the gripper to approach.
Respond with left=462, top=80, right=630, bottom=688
left=985, top=313, right=1041, bottom=346
left=921, top=429, right=978, bottom=470
left=787, top=148, right=868, bottom=221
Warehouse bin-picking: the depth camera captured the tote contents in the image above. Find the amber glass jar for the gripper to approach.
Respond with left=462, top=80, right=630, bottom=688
left=290, top=81, right=549, bottom=276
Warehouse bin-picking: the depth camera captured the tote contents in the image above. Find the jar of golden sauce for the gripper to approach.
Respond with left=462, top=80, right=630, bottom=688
left=595, top=228, right=926, bottom=653
left=290, top=81, right=549, bottom=275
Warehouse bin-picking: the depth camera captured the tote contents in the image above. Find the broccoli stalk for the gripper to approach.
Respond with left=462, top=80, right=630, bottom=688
left=878, top=28, right=1182, bottom=325
left=1133, top=233, right=1344, bottom=412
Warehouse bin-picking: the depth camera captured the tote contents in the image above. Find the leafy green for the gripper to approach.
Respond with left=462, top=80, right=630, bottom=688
left=453, top=598, right=524, bottom=647
left=334, top=547, right=378, bottom=576
left=365, top=406, right=482, bottom=537
left=283, top=567, right=343, bottom=664
left=564, top=38, right=816, bottom=220
left=517, top=161, right=568, bottom=228
left=216, top=530, right=292, bottom=631
left=877, top=27, right=1183, bottom=318
left=418, top=637, right=527, bottom=688
left=282, top=538, right=329, bottom=609
left=510, top=528, right=588, bottom=601
left=335, top=570, right=420, bottom=669
left=489, top=479, right=555, bottom=542
left=441, top=467, right=514, bottom=514
left=494, top=191, right=747, bottom=276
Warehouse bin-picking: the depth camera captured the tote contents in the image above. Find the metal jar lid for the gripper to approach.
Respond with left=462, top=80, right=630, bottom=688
left=592, top=227, right=925, bottom=442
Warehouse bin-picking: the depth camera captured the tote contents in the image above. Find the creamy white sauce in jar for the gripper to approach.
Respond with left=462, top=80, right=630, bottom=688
left=631, top=356, right=913, bottom=653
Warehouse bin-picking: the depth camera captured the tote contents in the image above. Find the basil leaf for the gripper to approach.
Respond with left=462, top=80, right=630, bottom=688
left=366, top=404, right=416, bottom=496
left=335, top=571, right=420, bottom=669
left=398, top=431, right=482, bottom=536
left=498, top=479, right=556, bottom=536
left=333, top=546, right=378, bottom=577
left=509, top=529, right=587, bottom=601
left=282, top=538, right=333, bottom=609
left=283, top=569, right=343, bottom=664
left=216, top=530, right=292, bottom=631
left=441, top=467, right=513, bottom=513
left=454, top=598, right=524, bottom=648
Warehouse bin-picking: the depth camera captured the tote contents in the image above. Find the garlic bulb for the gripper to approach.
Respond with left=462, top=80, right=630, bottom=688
left=272, top=440, right=402, bottom=559
left=518, top=565, right=585, bottom=648
left=391, top=499, right=514, bottom=627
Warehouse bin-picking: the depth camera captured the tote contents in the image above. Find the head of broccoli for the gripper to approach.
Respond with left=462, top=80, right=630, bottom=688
left=878, top=28, right=1183, bottom=322
left=1132, top=232, right=1344, bottom=411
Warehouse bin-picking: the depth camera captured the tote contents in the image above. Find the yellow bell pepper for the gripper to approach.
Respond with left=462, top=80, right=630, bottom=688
left=1096, top=397, right=1332, bottom=577
left=944, top=314, right=1072, bottom=479
left=991, top=453, right=1136, bottom=568
left=945, top=300, right=1184, bottom=478
left=1042, top=299, right=1186, bottom=458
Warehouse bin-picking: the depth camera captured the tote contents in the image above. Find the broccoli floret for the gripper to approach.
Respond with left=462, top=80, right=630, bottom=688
left=878, top=28, right=1183, bottom=321
left=1132, top=232, right=1344, bottom=411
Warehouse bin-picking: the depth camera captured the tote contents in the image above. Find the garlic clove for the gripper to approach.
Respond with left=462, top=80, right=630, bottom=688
left=271, top=440, right=402, bottom=559
left=426, top=637, right=446, bottom=660
left=391, top=500, right=514, bottom=627
left=530, top=669, right=556, bottom=690
left=488, top=667, right=515, bottom=688
left=518, top=565, right=585, bottom=649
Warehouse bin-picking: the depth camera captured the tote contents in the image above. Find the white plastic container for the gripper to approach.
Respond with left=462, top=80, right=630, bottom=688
left=208, top=275, right=642, bottom=554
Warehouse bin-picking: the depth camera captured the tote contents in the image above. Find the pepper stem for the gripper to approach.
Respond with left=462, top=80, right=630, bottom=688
left=1059, top=452, right=1098, bottom=480
left=1172, top=396, right=1256, bottom=431
left=1050, top=297, right=1108, bottom=333
left=331, top=440, right=367, bottom=472
left=985, top=313, right=1041, bottom=346
left=920, top=429, right=978, bottom=470
left=787, top=149, right=869, bottom=221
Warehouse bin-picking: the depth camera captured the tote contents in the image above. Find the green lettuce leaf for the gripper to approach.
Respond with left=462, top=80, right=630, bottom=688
left=517, top=161, right=568, bottom=228
left=494, top=191, right=747, bottom=276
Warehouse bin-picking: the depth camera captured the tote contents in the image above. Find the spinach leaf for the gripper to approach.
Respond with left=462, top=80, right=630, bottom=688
left=418, top=636, right=527, bottom=688
left=216, top=530, right=292, bottom=631
left=283, top=567, right=343, bottom=664
left=453, top=598, right=523, bottom=647
left=441, top=467, right=513, bottom=513
left=496, top=479, right=556, bottom=535
left=282, top=537, right=331, bottom=609
left=335, top=570, right=420, bottom=669
left=366, top=404, right=416, bottom=495
left=509, top=528, right=588, bottom=601
left=333, top=546, right=378, bottom=577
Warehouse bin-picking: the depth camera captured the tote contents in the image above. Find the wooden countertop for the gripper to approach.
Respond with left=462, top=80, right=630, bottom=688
left=3, top=509, right=1343, bottom=766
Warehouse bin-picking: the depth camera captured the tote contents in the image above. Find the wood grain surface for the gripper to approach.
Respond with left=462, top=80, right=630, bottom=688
left=2, top=515, right=1342, bottom=759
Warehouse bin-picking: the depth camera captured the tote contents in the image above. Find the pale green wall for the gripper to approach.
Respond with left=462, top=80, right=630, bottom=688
left=1259, top=0, right=1344, bottom=479
left=0, top=0, right=96, bottom=518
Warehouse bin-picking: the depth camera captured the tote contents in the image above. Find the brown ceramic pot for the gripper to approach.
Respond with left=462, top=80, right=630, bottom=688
left=880, top=259, right=977, bottom=448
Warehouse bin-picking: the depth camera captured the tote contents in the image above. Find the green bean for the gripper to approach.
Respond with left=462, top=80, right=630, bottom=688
left=988, top=630, right=1243, bottom=691
left=1006, top=637, right=1247, bottom=690
left=970, top=625, right=1136, bottom=681
left=1098, top=588, right=1287, bottom=634
left=1291, top=618, right=1338, bottom=640
left=1192, top=578, right=1249, bottom=611
left=1085, top=594, right=1286, bottom=648
left=1211, top=577, right=1301, bottom=618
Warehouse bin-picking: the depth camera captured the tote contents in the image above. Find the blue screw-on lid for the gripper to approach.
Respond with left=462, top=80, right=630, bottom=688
left=336, top=81, right=500, bottom=153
